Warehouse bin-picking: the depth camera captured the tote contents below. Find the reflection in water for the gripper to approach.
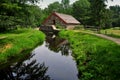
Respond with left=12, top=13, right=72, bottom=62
left=45, top=33, right=70, bottom=56
left=36, top=32, right=79, bottom=80
left=0, top=33, right=79, bottom=80
left=0, top=54, right=51, bottom=80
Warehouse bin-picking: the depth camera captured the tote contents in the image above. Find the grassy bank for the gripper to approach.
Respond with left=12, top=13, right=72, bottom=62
left=0, top=29, right=45, bottom=64
left=74, top=26, right=120, bottom=38
left=59, top=30, right=120, bottom=80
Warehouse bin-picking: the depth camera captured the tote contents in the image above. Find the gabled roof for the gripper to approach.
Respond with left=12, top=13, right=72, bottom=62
left=43, top=12, right=80, bottom=25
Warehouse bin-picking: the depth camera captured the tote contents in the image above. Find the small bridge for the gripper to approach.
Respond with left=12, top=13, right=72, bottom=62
left=39, top=25, right=60, bottom=33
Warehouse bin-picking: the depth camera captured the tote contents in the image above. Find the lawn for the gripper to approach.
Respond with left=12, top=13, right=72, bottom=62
left=59, top=30, right=120, bottom=80
left=74, top=25, right=120, bottom=38
left=101, top=27, right=120, bottom=38
left=0, top=29, right=45, bottom=64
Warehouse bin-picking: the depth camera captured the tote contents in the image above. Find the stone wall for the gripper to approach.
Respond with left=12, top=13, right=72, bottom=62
left=66, top=25, right=76, bottom=30
left=44, top=15, right=79, bottom=30
left=44, top=15, right=66, bottom=28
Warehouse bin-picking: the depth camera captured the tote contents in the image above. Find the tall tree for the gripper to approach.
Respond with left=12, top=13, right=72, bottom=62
left=110, top=5, right=120, bottom=27
left=0, top=0, right=43, bottom=32
left=61, top=0, right=72, bottom=14
left=73, top=0, right=90, bottom=25
left=44, top=1, right=62, bottom=14
left=89, top=0, right=106, bottom=32
left=89, top=0, right=113, bottom=32
left=61, top=0, right=70, bottom=9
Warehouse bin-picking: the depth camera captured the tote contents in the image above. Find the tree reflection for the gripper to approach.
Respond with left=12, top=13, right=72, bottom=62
left=0, top=54, right=51, bottom=80
left=13, top=61, right=50, bottom=80
left=45, top=32, right=71, bottom=56
left=60, top=44, right=71, bottom=56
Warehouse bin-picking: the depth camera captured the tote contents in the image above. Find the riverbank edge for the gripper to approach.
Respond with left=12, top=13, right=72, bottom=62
left=0, top=29, right=45, bottom=65
left=59, top=30, right=120, bottom=80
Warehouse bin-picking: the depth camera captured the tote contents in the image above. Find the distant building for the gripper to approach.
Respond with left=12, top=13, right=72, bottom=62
left=42, top=12, right=80, bottom=30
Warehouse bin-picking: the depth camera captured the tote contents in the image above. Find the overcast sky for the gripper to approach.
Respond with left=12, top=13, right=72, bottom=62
left=38, top=0, right=120, bottom=9
left=38, top=0, right=76, bottom=9
left=107, top=0, right=120, bottom=7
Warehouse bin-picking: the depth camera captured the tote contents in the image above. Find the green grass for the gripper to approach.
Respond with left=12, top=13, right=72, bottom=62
left=74, top=26, right=120, bottom=38
left=0, top=29, right=45, bottom=64
left=101, top=28, right=120, bottom=38
left=59, top=30, right=120, bottom=80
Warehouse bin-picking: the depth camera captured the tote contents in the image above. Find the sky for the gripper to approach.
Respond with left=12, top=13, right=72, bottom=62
left=38, top=0, right=76, bottom=9
left=37, top=0, right=120, bottom=9
left=106, top=0, right=120, bottom=7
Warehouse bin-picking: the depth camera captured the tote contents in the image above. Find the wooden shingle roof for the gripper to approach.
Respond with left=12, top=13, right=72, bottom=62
left=55, top=12, right=80, bottom=24
left=43, top=12, right=80, bottom=25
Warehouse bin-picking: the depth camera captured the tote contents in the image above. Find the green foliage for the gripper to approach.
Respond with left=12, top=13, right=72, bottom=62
left=45, top=1, right=62, bottom=13
left=88, top=0, right=114, bottom=32
left=0, top=29, right=45, bottom=64
left=110, top=5, right=120, bottom=27
left=72, top=0, right=90, bottom=25
left=61, top=0, right=70, bottom=9
left=42, top=0, right=119, bottom=31
left=59, top=30, right=120, bottom=80
left=89, top=0, right=106, bottom=28
left=43, top=0, right=72, bottom=16
left=0, top=0, right=43, bottom=32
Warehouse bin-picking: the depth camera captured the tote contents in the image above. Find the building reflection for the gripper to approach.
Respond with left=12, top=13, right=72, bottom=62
left=0, top=53, right=51, bottom=80
left=44, top=32, right=71, bottom=56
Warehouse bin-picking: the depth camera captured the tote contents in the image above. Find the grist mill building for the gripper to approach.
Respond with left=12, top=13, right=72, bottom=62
left=42, top=12, right=80, bottom=30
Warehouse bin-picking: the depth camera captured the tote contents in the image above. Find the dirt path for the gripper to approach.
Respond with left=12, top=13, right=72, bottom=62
left=74, top=30, right=120, bottom=45
left=0, top=36, right=7, bottom=40
left=94, top=34, right=120, bottom=45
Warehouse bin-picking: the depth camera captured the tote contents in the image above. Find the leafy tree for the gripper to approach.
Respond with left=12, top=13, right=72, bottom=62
left=61, top=0, right=70, bottom=9
left=43, top=0, right=73, bottom=17
left=89, top=0, right=106, bottom=32
left=42, top=1, right=63, bottom=23
left=44, top=1, right=62, bottom=14
left=72, top=0, right=90, bottom=25
left=110, top=5, right=120, bottom=27
left=103, top=9, right=113, bottom=29
left=61, top=0, right=72, bottom=14
left=89, top=0, right=113, bottom=32
left=0, top=0, right=43, bottom=32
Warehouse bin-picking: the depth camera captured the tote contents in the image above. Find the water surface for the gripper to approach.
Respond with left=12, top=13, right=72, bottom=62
left=0, top=34, right=79, bottom=80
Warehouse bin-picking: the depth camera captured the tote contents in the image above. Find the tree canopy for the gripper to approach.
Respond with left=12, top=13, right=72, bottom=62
left=110, top=5, right=120, bottom=27
left=0, top=0, right=42, bottom=32
left=0, top=0, right=119, bottom=32
left=72, top=0, right=90, bottom=25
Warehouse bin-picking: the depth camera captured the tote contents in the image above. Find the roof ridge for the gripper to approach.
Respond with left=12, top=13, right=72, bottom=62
left=54, top=12, right=73, bottom=17
left=43, top=12, right=80, bottom=25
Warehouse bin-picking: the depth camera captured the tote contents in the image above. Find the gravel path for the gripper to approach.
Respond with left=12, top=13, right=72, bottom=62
left=74, top=30, right=120, bottom=45
left=94, top=34, right=120, bottom=45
